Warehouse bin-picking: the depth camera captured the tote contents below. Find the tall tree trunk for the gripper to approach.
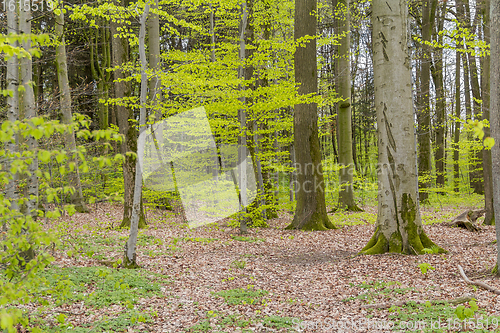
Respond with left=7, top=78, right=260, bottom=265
left=238, top=0, right=249, bottom=233
left=490, top=0, right=500, bottom=273
left=361, top=0, right=444, bottom=254
left=417, top=0, right=433, bottom=204
left=55, top=5, right=89, bottom=213
left=481, top=0, right=494, bottom=225
left=124, top=4, right=149, bottom=269
left=336, top=0, right=361, bottom=211
left=465, top=0, right=485, bottom=194
left=431, top=2, right=446, bottom=193
left=453, top=49, right=461, bottom=193
left=19, top=4, right=37, bottom=261
left=111, top=0, right=146, bottom=229
left=90, top=26, right=111, bottom=131
left=19, top=5, right=38, bottom=221
left=286, top=0, right=335, bottom=230
left=148, top=0, right=162, bottom=121
left=6, top=6, right=19, bottom=213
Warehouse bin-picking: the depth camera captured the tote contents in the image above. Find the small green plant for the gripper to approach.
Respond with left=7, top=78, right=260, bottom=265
left=455, top=299, right=479, bottom=321
left=418, top=262, right=435, bottom=276
left=231, top=259, right=247, bottom=269
left=422, top=246, right=440, bottom=254
left=211, top=286, right=269, bottom=305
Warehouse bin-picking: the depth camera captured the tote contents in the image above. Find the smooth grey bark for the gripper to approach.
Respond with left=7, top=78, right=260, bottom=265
left=453, top=49, right=461, bottom=193
left=124, top=4, right=149, bottom=268
left=111, top=0, right=146, bottom=229
left=55, top=7, right=89, bottom=213
left=6, top=6, right=19, bottom=213
left=430, top=2, right=446, bottom=193
left=481, top=0, right=494, bottom=225
left=286, top=0, right=334, bottom=231
left=490, top=0, right=500, bottom=272
left=148, top=0, right=162, bottom=121
left=465, top=0, right=484, bottom=194
left=19, top=5, right=38, bottom=219
left=336, top=0, right=361, bottom=211
left=417, top=0, right=433, bottom=203
left=238, top=0, right=248, bottom=233
left=90, top=25, right=111, bottom=131
left=361, top=0, right=443, bottom=254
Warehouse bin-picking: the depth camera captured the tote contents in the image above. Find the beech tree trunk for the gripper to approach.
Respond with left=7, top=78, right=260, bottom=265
left=453, top=49, right=461, bottom=193
left=6, top=6, right=19, bottom=213
left=481, top=0, right=494, bottom=225
left=361, top=0, right=444, bottom=254
left=55, top=6, right=89, bottom=213
left=417, top=0, right=433, bottom=204
left=19, top=4, right=37, bottom=261
left=124, top=4, right=149, bottom=268
left=431, top=2, right=446, bottom=193
left=336, top=0, right=361, bottom=211
left=490, top=0, right=500, bottom=272
left=111, top=0, right=146, bottom=229
left=148, top=0, right=162, bottom=121
left=465, top=0, right=484, bottom=194
left=238, top=0, right=249, bottom=233
left=286, top=0, right=335, bottom=230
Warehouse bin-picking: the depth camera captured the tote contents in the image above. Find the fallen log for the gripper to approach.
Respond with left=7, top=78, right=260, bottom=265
left=458, top=265, right=500, bottom=295
left=359, top=294, right=474, bottom=309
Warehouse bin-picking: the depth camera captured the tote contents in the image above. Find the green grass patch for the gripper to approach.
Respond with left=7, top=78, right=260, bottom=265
left=186, top=311, right=299, bottom=333
left=328, top=211, right=377, bottom=226
left=211, top=286, right=269, bottom=305
left=230, top=235, right=266, bottom=243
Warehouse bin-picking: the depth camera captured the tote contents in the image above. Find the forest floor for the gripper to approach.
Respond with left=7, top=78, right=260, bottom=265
left=27, top=199, right=500, bottom=332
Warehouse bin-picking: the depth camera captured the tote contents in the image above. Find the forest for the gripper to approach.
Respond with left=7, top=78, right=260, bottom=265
left=2, top=0, right=500, bottom=331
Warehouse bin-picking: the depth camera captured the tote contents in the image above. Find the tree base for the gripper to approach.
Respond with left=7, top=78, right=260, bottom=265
left=285, top=212, right=338, bottom=231
left=360, top=229, right=446, bottom=255
left=123, top=251, right=140, bottom=269
left=119, top=215, right=147, bottom=229
left=328, top=204, right=364, bottom=213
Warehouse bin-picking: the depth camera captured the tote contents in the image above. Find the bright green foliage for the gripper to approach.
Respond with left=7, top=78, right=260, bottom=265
left=0, top=103, right=123, bottom=331
left=455, top=299, right=478, bottom=321
left=211, top=285, right=269, bottom=305
left=417, top=262, right=435, bottom=275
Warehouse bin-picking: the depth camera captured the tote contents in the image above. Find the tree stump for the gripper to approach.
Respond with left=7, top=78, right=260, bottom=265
left=444, top=209, right=485, bottom=232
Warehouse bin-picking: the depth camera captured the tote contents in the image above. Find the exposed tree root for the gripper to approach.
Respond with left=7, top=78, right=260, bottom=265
left=359, top=294, right=475, bottom=309
left=458, top=265, right=500, bottom=295
left=360, top=229, right=446, bottom=255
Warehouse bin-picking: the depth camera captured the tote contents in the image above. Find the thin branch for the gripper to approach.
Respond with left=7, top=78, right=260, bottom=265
left=458, top=265, right=500, bottom=295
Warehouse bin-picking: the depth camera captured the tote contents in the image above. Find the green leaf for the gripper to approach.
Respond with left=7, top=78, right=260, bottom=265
left=38, top=150, right=51, bottom=163
left=484, top=137, right=495, bottom=149
left=455, top=305, right=465, bottom=320
left=56, top=313, right=67, bottom=324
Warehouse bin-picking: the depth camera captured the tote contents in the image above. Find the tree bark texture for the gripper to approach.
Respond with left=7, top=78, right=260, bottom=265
left=55, top=8, right=89, bottom=213
left=490, top=0, right=500, bottom=270
left=287, top=0, right=335, bottom=230
left=362, top=0, right=444, bottom=254
left=481, top=0, right=494, bottom=225
left=336, top=0, right=361, bottom=211
left=417, top=0, right=432, bottom=203
left=111, top=0, right=146, bottom=229
left=124, top=4, right=149, bottom=268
